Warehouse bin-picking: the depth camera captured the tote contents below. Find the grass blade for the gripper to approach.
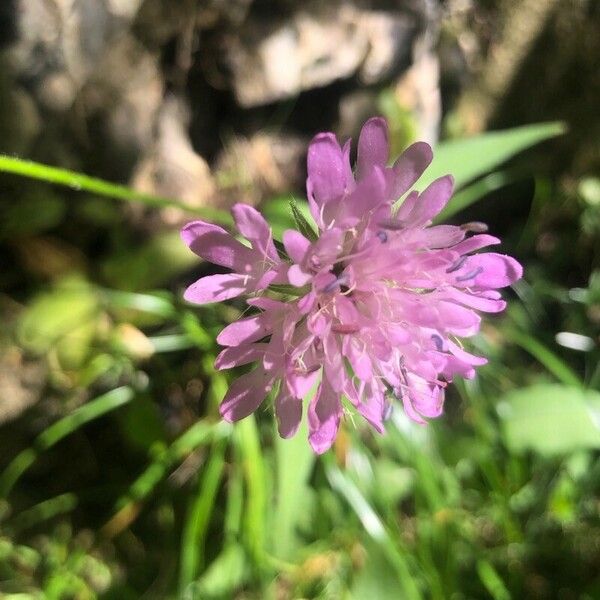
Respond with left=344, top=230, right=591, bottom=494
left=0, top=386, right=135, bottom=497
left=179, top=439, right=227, bottom=592
left=0, top=155, right=232, bottom=224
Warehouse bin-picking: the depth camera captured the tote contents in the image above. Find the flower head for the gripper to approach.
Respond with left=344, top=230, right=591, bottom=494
left=182, top=117, right=522, bottom=453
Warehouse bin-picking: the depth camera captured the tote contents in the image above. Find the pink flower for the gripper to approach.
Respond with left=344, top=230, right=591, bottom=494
left=182, top=117, right=523, bottom=454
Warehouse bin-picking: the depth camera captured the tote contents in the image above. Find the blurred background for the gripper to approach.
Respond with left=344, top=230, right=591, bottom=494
left=0, top=0, right=599, bottom=598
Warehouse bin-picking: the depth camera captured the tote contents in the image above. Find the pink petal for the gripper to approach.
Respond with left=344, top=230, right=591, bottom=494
left=308, top=379, right=342, bottom=454
left=450, top=234, right=501, bottom=255
left=217, top=312, right=275, bottom=347
left=468, top=253, right=523, bottom=288
left=337, top=166, right=387, bottom=225
left=288, top=265, right=312, bottom=287
left=219, top=368, right=273, bottom=422
left=184, top=273, right=248, bottom=305
left=181, top=221, right=255, bottom=271
left=390, top=141, right=433, bottom=199
left=215, top=343, right=268, bottom=370
left=443, top=288, right=506, bottom=313
left=231, top=203, right=279, bottom=262
left=307, top=132, right=347, bottom=205
left=276, top=387, right=303, bottom=438
left=283, top=230, right=311, bottom=263
left=409, top=175, right=454, bottom=224
left=446, top=339, right=487, bottom=366
left=395, top=190, right=419, bottom=221
left=356, top=117, right=389, bottom=179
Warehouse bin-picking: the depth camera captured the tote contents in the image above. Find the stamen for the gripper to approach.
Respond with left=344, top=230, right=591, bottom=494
left=431, top=334, right=444, bottom=351
left=445, top=255, right=468, bottom=273
left=455, top=266, right=483, bottom=282
left=377, top=230, right=388, bottom=243
left=320, top=274, right=348, bottom=294
left=460, top=221, right=488, bottom=233
left=377, top=218, right=405, bottom=231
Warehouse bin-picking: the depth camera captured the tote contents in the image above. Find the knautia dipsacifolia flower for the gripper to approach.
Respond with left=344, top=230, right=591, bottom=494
left=182, top=118, right=522, bottom=453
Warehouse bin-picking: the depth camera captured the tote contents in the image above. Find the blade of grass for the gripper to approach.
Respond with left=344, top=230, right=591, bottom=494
left=179, top=438, right=227, bottom=592
left=0, top=155, right=232, bottom=225
left=272, top=402, right=315, bottom=560
left=505, top=329, right=582, bottom=387
left=324, top=454, right=422, bottom=600
left=235, top=416, right=267, bottom=570
left=8, top=493, right=78, bottom=534
left=103, top=420, right=231, bottom=537
left=0, top=386, right=134, bottom=497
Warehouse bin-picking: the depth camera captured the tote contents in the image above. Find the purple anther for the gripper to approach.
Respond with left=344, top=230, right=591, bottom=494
left=377, top=218, right=405, bottom=231
left=377, top=230, right=388, bottom=243
left=455, top=266, right=484, bottom=282
left=431, top=333, right=444, bottom=351
left=445, top=255, right=468, bottom=274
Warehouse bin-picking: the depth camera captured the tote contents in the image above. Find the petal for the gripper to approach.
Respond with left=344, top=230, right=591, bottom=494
left=215, top=343, right=268, bottom=370
left=307, top=132, right=347, bottom=205
left=231, top=203, right=279, bottom=262
left=283, top=229, right=311, bottom=263
left=276, top=387, right=303, bottom=439
left=288, top=265, right=312, bottom=287
left=287, top=366, right=320, bottom=399
left=181, top=221, right=255, bottom=270
left=468, top=253, right=523, bottom=288
left=219, top=368, right=273, bottom=422
left=308, top=379, right=342, bottom=454
left=183, top=273, right=248, bottom=305
left=395, top=190, right=419, bottom=221
left=217, top=312, right=275, bottom=347
left=443, top=288, right=506, bottom=313
left=409, top=175, right=454, bottom=224
left=446, top=339, right=487, bottom=366
left=356, top=117, right=389, bottom=179
left=390, top=141, right=433, bottom=199
left=450, top=234, right=501, bottom=255
left=335, top=166, right=387, bottom=226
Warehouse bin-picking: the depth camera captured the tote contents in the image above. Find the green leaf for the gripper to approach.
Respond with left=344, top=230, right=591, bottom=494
left=417, top=122, right=565, bottom=191
left=434, top=171, right=515, bottom=222
left=497, top=384, right=600, bottom=456
left=0, top=154, right=232, bottom=224
left=290, top=198, right=318, bottom=241
left=272, top=400, right=316, bottom=560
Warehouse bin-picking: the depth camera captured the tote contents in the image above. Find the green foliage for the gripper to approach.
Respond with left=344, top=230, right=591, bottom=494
left=498, top=385, right=600, bottom=456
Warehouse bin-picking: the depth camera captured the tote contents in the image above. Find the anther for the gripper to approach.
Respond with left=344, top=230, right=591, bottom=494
left=377, top=230, right=388, bottom=243
left=455, top=266, right=483, bottom=282
left=377, top=218, right=405, bottom=231
left=460, top=221, right=488, bottom=233
left=445, top=255, right=468, bottom=274
left=431, top=334, right=444, bottom=351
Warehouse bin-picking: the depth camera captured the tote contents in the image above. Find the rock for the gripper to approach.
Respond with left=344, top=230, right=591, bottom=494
left=5, top=0, right=144, bottom=113
left=225, top=0, right=431, bottom=107
left=131, top=95, right=216, bottom=222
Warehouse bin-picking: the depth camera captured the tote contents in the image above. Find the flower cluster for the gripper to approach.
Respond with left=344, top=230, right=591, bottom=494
left=182, top=118, right=522, bottom=453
